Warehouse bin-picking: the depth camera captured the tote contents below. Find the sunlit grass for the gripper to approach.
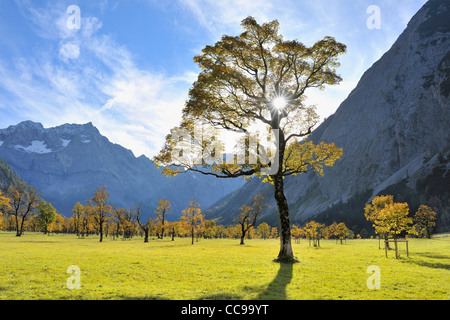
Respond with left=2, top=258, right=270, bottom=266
left=0, top=232, right=448, bottom=300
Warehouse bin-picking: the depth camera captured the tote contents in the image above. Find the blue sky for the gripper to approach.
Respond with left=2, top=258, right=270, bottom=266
left=0, top=0, right=427, bottom=157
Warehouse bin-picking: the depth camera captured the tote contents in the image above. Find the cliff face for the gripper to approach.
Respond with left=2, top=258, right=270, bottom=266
left=205, top=0, right=450, bottom=229
left=292, top=0, right=450, bottom=216
left=0, top=121, right=244, bottom=217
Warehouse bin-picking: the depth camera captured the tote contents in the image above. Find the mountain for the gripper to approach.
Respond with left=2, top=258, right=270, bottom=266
left=205, top=0, right=450, bottom=233
left=0, top=120, right=244, bottom=218
left=0, top=158, right=25, bottom=189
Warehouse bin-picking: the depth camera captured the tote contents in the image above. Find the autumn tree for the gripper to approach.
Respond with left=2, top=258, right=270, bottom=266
left=0, top=189, right=10, bottom=215
left=365, top=195, right=413, bottom=257
left=304, top=220, right=325, bottom=247
left=36, top=200, right=57, bottom=235
left=88, top=186, right=112, bottom=242
left=135, top=203, right=156, bottom=243
left=291, top=225, right=304, bottom=243
left=235, top=194, right=267, bottom=245
left=72, top=202, right=84, bottom=237
left=80, top=203, right=92, bottom=237
left=7, top=182, right=39, bottom=236
left=270, top=227, right=278, bottom=239
left=154, top=17, right=344, bottom=262
left=180, top=200, right=204, bottom=245
left=257, top=222, right=271, bottom=240
left=364, top=195, right=394, bottom=247
left=167, top=221, right=182, bottom=241
left=413, top=205, right=437, bottom=239
left=378, top=202, right=412, bottom=239
left=216, top=224, right=226, bottom=238
left=335, top=222, right=349, bottom=244
left=225, top=225, right=240, bottom=239
left=365, top=195, right=412, bottom=239
left=154, top=199, right=172, bottom=239
left=202, top=219, right=217, bottom=239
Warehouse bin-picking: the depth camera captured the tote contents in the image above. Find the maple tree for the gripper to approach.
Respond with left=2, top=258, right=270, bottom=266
left=235, top=193, right=267, bottom=245
left=257, top=222, right=271, bottom=240
left=154, top=16, right=345, bottom=262
left=180, top=200, right=204, bottom=245
left=334, top=222, right=349, bottom=244
left=7, top=182, right=39, bottom=237
left=135, top=203, right=156, bottom=243
left=364, top=195, right=394, bottom=246
left=154, top=199, right=172, bottom=239
left=71, top=202, right=84, bottom=237
left=413, top=205, right=437, bottom=239
left=36, top=200, right=56, bottom=235
left=304, top=220, right=325, bottom=247
left=364, top=195, right=412, bottom=239
left=88, top=185, right=112, bottom=242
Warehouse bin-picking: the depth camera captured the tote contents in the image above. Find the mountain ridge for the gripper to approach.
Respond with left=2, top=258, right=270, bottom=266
left=0, top=120, right=245, bottom=218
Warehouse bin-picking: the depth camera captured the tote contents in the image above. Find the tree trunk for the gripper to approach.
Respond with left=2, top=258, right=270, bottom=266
left=144, top=229, right=149, bottom=243
left=99, top=222, right=103, bottom=242
left=15, top=214, right=21, bottom=237
left=272, top=173, right=295, bottom=262
left=240, top=224, right=246, bottom=245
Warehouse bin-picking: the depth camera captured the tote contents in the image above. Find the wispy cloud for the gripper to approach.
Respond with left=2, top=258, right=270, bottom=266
left=1, top=0, right=194, bottom=157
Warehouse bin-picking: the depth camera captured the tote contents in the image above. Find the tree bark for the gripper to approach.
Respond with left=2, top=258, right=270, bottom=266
left=272, top=173, right=294, bottom=261
left=15, top=215, right=21, bottom=237
left=99, top=221, right=103, bottom=242
left=144, top=229, right=149, bottom=243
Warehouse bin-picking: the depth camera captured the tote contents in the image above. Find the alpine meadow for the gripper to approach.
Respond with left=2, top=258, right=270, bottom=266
left=0, top=0, right=449, bottom=309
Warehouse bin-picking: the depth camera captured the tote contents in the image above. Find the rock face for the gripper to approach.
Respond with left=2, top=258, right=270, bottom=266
left=205, top=0, right=450, bottom=229
left=0, top=121, right=244, bottom=218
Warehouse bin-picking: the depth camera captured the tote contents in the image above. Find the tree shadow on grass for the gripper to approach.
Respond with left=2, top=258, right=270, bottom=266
left=400, top=258, right=450, bottom=271
left=256, top=262, right=293, bottom=300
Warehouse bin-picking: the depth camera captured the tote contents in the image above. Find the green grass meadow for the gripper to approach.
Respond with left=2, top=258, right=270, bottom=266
left=0, top=232, right=448, bottom=300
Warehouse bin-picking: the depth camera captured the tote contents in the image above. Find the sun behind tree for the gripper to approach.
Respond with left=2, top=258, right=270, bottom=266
left=154, top=16, right=345, bottom=262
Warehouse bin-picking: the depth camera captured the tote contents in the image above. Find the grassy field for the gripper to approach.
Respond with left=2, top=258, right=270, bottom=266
left=0, top=232, right=448, bottom=300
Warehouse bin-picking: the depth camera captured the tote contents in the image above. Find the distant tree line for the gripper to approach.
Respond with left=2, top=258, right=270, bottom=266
left=0, top=185, right=439, bottom=244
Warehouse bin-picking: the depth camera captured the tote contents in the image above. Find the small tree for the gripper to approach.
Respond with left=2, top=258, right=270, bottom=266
left=257, top=222, right=271, bottom=240
left=235, top=194, right=267, bottom=245
left=270, top=227, right=278, bottom=239
left=365, top=195, right=412, bottom=258
left=154, top=199, right=172, bottom=239
left=7, top=182, right=39, bottom=237
left=88, top=186, right=112, bottom=242
left=72, top=202, right=84, bottom=237
left=291, top=225, right=304, bottom=243
left=135, top=203, right=153, bottom=243
left=335, top=222, right=349, bottom=244
left=413, top=205, right=437, bottom=239
left=304, top=220, right=325, bottom=247
left=364, top=195, right=394, bottom=248
left=375, top=202, right=412, bottom=240
left=180, top=200, right=204, bottom=244
left=202, top=220, right=217, bottom=239
left=36, top=200, right=56, bottom=235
